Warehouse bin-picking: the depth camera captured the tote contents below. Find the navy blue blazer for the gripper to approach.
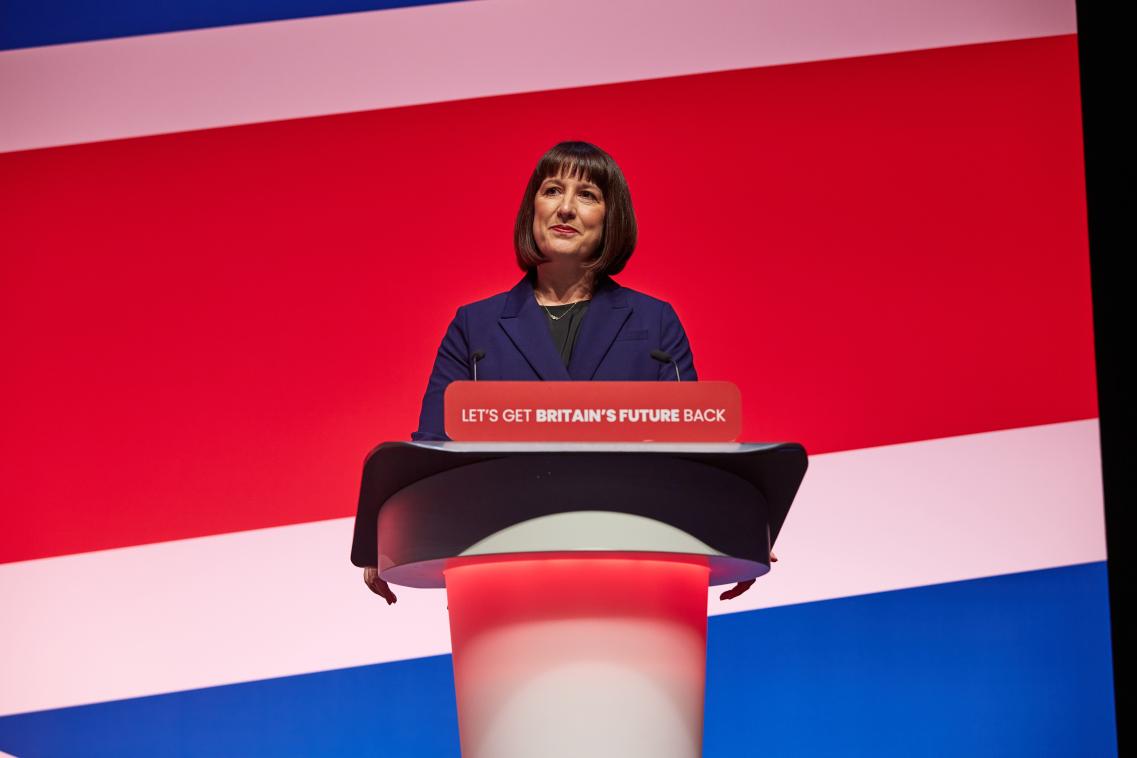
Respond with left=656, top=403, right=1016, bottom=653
left=413, top=274, right=698, bottom=440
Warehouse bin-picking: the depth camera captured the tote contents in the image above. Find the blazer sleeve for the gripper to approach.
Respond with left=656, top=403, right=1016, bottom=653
left=412, top=307, right=472, bottom=441
left=659, top=302, right=698, bottom=381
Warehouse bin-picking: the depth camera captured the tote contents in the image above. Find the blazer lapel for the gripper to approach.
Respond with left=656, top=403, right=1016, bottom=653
left=568, top=277, right=631, bottom=380
left=498, top=275, right=572, bottom=380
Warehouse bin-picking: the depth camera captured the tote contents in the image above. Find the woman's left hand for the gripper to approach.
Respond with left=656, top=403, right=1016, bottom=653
left=718, top=551, right=777, bottom=600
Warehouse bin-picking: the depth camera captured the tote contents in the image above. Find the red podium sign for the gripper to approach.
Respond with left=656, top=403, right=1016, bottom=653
left=444, top=381, right=741, bottom=442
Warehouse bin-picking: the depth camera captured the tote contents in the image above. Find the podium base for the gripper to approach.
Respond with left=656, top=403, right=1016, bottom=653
left=445, top=555, right=710, bottom=758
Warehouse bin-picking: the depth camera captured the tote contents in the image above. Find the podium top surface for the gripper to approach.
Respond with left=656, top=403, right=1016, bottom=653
left=410, top=441, right=778, bottom=453
left=350, top=440, right=807, bottom=568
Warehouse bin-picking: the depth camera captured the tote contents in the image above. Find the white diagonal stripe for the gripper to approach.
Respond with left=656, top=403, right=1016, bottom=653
left=0, top=0, right=1076, bottom=153
left=0, top=419, right=1105, bottom=715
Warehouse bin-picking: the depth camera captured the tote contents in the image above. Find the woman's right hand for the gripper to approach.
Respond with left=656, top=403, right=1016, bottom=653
left=363, top=566, right=398, bottom=605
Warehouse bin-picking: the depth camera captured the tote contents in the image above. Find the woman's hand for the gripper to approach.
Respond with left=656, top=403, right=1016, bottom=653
left=718, top=551, right=778, bottom=601
left=363, top=566, right=398, bottom=605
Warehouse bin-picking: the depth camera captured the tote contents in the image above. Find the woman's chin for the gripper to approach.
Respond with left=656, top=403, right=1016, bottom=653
left=541, top=246, right=592, bottom=262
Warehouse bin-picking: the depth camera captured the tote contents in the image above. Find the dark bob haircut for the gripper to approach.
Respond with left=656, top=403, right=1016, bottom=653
left=514, top=141, right=637, bottom=277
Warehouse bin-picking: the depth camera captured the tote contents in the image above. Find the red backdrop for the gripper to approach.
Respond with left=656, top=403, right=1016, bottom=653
left=0, top=36, right=1094, bottom=562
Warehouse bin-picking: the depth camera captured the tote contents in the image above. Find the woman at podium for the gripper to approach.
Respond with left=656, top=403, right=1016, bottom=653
left=363, top=141, right=705, bottom=604
left=409, top=140, right=698, bottom=443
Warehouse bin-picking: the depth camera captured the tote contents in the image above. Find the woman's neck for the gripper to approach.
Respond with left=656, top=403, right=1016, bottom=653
left=533, top=263, right=595, bottom=305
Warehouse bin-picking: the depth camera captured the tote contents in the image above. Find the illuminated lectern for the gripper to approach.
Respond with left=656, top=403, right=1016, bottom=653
left=351, top=383, right=806, bottom=758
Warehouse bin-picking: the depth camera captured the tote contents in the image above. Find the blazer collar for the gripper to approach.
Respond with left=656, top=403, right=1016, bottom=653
left=498, top=273, right=631, bottom=381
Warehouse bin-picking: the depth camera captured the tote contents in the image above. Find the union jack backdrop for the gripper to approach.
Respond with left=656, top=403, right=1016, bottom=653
left=0, top=1, right=1116, bottom=755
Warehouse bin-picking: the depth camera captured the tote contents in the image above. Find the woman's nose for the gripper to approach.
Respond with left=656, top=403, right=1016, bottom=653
left=556, top=200, right=575, bottom=218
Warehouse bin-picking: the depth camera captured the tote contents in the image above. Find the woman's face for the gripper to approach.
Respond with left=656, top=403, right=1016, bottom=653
left=532, top=172, right=606, bottom=262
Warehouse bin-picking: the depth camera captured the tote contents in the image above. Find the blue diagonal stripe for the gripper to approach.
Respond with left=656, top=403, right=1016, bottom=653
left=0, top=1, right=466, bottom=51
left=0, top=563, right=1118, bottom=757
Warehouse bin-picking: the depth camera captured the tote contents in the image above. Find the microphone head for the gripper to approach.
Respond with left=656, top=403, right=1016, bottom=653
left=471, top=350, right=486, bottom=362
left=650, top=349, right=674, bottom=364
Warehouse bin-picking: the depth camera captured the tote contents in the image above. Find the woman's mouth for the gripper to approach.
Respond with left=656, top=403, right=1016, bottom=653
left=551, top=225, right=578, bottom=235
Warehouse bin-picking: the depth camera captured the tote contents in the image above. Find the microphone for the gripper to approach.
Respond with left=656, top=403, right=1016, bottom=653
left=650, top=349, right=681, bottom=382
left=470, top=350, right=486, bottom=381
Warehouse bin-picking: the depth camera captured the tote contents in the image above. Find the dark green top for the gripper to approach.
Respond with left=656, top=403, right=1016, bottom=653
left=540, top=299, right=591, bottom=367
